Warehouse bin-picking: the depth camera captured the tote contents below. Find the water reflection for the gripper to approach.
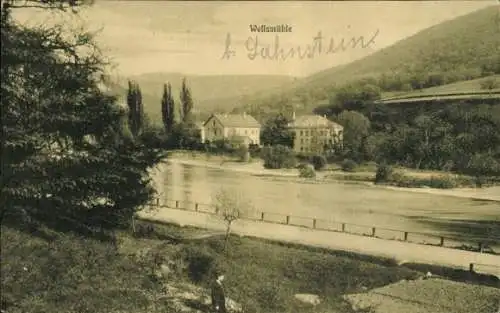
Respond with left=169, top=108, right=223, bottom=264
left=153, top=162, right=500, bottom=237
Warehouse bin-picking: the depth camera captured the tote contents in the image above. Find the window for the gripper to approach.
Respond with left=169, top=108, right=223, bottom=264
left=300, top=147, right=304, bottom=151
left=301, top=138, right=304, bottom=144
left=300, top=130, right=303, bottom=136
left=305, top=130, right=309, bottom=136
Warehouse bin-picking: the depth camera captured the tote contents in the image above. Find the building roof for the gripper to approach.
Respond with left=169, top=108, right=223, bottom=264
left=288, top=115, right=343, bottom=129
left=204, top=113, right=261, bottom=128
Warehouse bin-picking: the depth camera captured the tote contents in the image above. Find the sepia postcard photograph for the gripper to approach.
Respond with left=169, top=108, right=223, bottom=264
left=1, top=1, right=500, bottom=313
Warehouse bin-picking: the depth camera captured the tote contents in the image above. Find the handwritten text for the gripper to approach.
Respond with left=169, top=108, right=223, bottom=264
left=220, top=30, right=380, bottom=61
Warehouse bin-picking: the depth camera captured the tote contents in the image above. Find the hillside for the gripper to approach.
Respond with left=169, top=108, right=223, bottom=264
left=380, top=75, right=500, bottom=100
left=107, top=73, right=296, bottom=124
left=298, top=5, right=499, bottom=90
left=237, top=5, right=500, bottom=118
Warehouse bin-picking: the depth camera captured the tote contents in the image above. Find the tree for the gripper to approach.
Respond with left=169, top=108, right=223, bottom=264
left=311, top=155, right=327, bottom=171
left=0, top=1, right=165, bottom=236
left=212, top=188, right=252, bottom=251
left=169, top=121, right=201, bottom=150
left=336, top=110, right=371, bottom=162
left=161, top=82, right=175, bottom=133
left=180, top=77, right=194, bottom=123
left=260, top=113, right=295, bottom=148
left=127, top=80, right=144, bottom=137
left=334, top=83, right=381, bottom=112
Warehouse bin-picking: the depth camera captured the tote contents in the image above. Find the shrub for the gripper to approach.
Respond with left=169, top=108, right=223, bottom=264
left=133, top=223, right=158, bottom=239
left=384, top=173, right=462, bottom=189
left=311, top=155, right=327, bottom=171
left=180, top=244, right=216, bottom=283
left=341, top=159, right=358, bottom=172
left=261, top=145, right=296, bottom=169
left=427, top=175, right=459, bottom=189
left=296, top=162, right=309, bottom=170
left=299, top=164, right=316, bottom=178
left=248, top=144, right=261, bottom=158
left=479, top=77, right=499, bottom=90
left=237, top=145, right=250, bottom=162
left=375, top=163, right=393, bottom=183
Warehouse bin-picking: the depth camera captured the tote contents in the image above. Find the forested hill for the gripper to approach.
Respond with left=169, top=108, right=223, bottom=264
left=237, top=5, right=500, bottom=119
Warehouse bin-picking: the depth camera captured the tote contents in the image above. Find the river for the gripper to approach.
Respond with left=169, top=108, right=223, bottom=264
left=152, top=161, right=500, bottom=248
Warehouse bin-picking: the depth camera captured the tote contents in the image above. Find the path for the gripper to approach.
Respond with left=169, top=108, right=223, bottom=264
left=138, top=208, right=500, bottom=278
left=344, top=278, right=500, bottom=313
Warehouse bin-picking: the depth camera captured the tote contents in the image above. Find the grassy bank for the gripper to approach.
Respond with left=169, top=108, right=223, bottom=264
left=167, top=150, right=494, bottom=190
left=4, top=219, right=498, bottom=313
left=1, top=226, right=166, bottom=313
left=330, top=171, right=481, bottom=189
left=130, top=220, right=423, bottom=313
left=2, top=221, right=425, bottom=313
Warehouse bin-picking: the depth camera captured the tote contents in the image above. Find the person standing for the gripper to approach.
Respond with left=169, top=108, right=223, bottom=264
left=211, top=273, right=227, bottom=313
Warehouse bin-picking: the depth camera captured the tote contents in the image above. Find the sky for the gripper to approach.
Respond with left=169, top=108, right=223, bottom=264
left=13, top=1, right=497, bottom=78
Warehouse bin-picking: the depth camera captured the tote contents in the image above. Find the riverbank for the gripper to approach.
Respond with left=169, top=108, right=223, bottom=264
left=166, top=152, right=500, bottom=202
